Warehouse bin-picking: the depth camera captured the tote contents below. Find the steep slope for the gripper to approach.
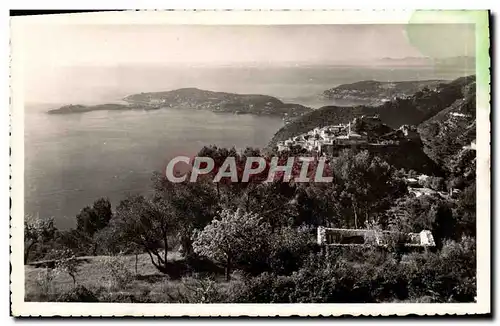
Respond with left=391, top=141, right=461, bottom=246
left=270, top=75, right=475, bottom=146
left=417, top=76, right=476, bottom=172
left=350, top=117, right=443, bottom=175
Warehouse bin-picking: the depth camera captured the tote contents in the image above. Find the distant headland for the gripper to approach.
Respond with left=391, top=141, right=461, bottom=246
left=48, top=88, right=312, bottom=122
left=47, top=103, right=160, bottom=114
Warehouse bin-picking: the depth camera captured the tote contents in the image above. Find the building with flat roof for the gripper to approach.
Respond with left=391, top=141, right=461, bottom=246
left=317, top=227, right=435, bottom=248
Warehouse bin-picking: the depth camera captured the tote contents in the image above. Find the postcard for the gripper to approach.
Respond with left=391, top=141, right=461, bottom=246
left=10, top=10, right=490, bottom=317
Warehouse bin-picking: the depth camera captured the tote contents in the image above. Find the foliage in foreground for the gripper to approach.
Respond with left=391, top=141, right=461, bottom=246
left=25, top=142, right=477, bottom=303
left=228, top=237, right=476, bottom=303
left=27, top=236, right=475, bottom=304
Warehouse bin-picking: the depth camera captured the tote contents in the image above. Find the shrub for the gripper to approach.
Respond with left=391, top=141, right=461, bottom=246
left=267, top=225, right=317, bottom=275
left=24, top=215, right=56, bottom=264
left=400, top=237, right=476, bottom=302
left=193, top=208, right=271, bottom=281
left=229, top=272, right=294, bottom=303
left=230, top=253, right=375, bottom=303
left=181, top=275, right=224, bottom=303
left=114, top=195, right=177, bottom=274
left=100, top=256, right=134, bottom=290
left=56, top=285, right=99, bottom=302
left=33, top=268, right=59, bottom=301
left=54, top=250, right=80, bottom=286
left=158, top=275, right=225, bottom=303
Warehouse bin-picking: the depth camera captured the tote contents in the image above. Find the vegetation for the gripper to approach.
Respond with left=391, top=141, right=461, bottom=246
left=25, top=75, right=477, bottom=303
left=418, top=77, right=476, bottom=171
left=48, top=103, right=161, bottom=114
left=24, top=215, right=56, bottom=264
left=271, top=75, right=476, bottom=145
left=25, top=145, right=476, bottom=303
left=193, top=209, right=271, bottom=281
left=123, top=88, right=312, bottom=118
left=322, top=79, right=444, bottom=105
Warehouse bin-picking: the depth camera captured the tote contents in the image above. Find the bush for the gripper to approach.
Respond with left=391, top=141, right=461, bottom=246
left=54, top=250, right=80, bottom=286
left=181, top=276, right=224, bottom=303
left=156, top=275, right=225, bottom=303
left=56, top=285, right=99, bottom=302
left=227, top=237, right=477, bottom=304
left=24, top=215, right=57, bottom=264
left=267, top=226, right=317, bottom=275
left=33, top=268, right=59, bottom=301
left=400, top=237, right=476, bottom=302
left=99, top=256, right=134, bottom=290
left=193, top=208, right=271, bottom=281
left=230, top=253, right=375, bottom=303
left=228, top=272, right=294, bottom=303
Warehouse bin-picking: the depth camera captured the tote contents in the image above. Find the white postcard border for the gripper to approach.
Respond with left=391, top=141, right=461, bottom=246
left=10, top=10, right=491, bottom=316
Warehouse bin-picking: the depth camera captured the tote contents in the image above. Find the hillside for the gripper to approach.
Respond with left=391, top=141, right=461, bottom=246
left=271, top=75, right=476, bottom=146
left=350, top=117, right=442, bottom=174
left=417, top=76, right=476, bottom=172
left=124, top=88, right=312, bottom=119
left=321, top=79, right=445, bottom=105
left=48, top=103, right=160, bottom=114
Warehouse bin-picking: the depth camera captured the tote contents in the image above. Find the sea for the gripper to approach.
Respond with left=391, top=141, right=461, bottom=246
left=23, top=65, right=474, bottom=229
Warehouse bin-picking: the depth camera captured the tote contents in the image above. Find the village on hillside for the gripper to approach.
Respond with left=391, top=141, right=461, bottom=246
left=276, top=115, right=420, bottom=154
left=277, top=115, right=466, bottom=209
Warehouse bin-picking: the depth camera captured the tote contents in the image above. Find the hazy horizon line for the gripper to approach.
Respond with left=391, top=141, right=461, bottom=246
left=54, top=56, right=476, bottom=68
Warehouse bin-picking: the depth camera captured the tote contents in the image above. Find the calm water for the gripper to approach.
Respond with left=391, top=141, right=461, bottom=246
left=25, top=108, right=284, bottom=229
left=24, top=66, right=474, bottom=229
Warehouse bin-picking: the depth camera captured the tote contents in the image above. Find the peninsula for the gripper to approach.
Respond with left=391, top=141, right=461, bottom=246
left=123, top=88, right=312, bottom=120
left=321, top=79, right=445, bottom=106
left=47, top=103, right=160, bottom=114
left=48, top=88, right=312, bottom=121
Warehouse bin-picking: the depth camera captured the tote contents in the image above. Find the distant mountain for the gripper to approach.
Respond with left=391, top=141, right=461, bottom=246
left=270, top=75, right=476, bottom=146
left=376, top=57, right=434, bottom=66
left=321, top=79, right=445, bottom=105
left=47, top=103, right=160, bottom=114
left=374, top=56, right=475, bottom=68
left=123, top=88, right=312, bottom=119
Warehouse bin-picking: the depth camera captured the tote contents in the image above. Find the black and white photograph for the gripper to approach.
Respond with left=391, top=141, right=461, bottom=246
left=9, top=10, right=490, bottom=316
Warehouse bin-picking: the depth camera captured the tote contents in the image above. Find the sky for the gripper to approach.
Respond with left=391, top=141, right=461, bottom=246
left=17, top=23, right=475, bottom=67
left=14, top=23, right=475, bottom=103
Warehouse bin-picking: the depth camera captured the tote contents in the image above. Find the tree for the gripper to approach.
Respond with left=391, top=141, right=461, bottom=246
left=152, top=172, right=219, bottom=258
left=388, top=194, right=456, bottom=247
left=423, top=176, right=445, bottom=191
left=242, top=182, right=297, bottom=232
left=196, top=145, right=240, bottom=201
left=24, top=215, right=56, bottom=264
left=55, top=229, right=93, bottom=257
left=452, top=183, right=476, bottom=238
left=294, top=182, right=344, bottom=228
left=114, top=195, right=176, bottom=274
left=332, top=150, right=406, bottom=228
left=93, top=220, right=144, bottom=275
left=76, top=197, right=112, bottom=237
left=192, top=208, right=271, bottom=281
left=76, top=197, right=113, bottom=254
left=55, top=249, right=79, bottom=286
